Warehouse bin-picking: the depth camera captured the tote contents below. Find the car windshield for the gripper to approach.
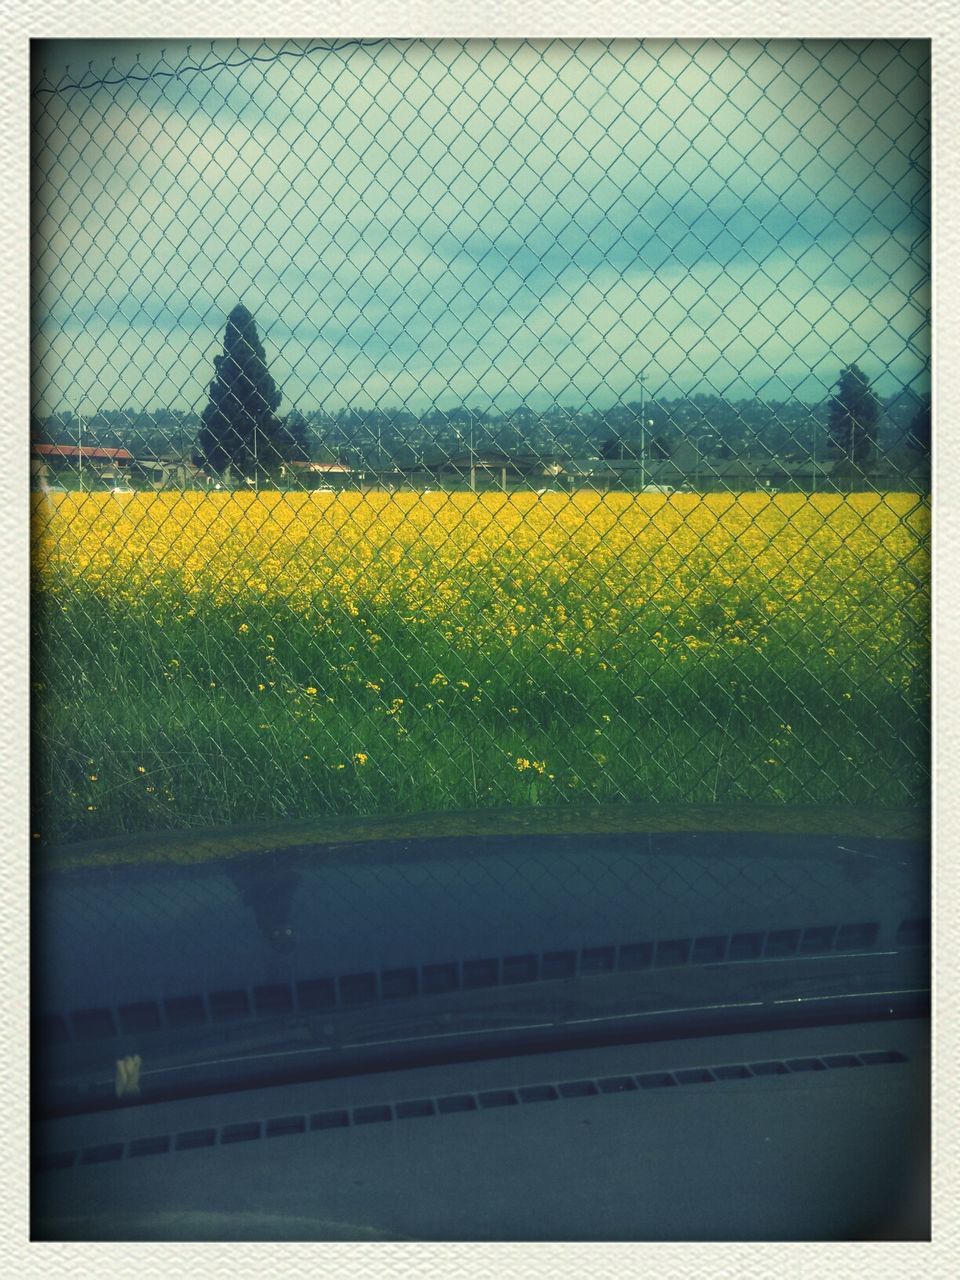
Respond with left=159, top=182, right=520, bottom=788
left=31, top=36, right=930, bottom=1215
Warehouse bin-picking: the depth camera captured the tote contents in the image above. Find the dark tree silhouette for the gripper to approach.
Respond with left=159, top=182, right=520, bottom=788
left=193, top=305, right=285, bottom=482
left=905, top=396, right=931, bottom=454
left=283, top=408, right=312, bottom=463
left=827, top=363, right=880, bottom=464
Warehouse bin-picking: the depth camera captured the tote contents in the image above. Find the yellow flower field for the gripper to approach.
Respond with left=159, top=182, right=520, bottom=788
left=32, top=489, right=930, bottom=843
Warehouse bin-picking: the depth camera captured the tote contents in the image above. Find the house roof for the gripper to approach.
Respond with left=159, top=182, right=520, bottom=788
left=288, top=460, right=353, bottom=473
left=32, top=443, right=134, bottom=461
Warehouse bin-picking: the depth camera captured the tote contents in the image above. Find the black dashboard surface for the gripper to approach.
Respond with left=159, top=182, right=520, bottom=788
left=33, top=818, right=930, bottom=1240
left=34, top=1017, right=929, bottom=1241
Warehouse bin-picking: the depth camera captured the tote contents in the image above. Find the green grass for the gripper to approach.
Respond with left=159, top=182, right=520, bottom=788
left=33, top=586, right=929, bottom=847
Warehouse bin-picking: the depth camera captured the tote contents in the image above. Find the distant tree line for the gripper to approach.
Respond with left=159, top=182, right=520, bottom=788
left=33, top=304, right=930, bottom=479
left=33, top=382, right=931, bottom=471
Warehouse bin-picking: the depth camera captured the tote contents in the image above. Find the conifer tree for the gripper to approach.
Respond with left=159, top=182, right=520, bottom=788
left=194, top=305, right=284, bottom=483
left=827, top=363, right=880, bottom=464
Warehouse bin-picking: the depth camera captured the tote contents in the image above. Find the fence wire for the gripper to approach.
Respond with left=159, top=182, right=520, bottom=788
left=30, top=39, right=931, bottom=845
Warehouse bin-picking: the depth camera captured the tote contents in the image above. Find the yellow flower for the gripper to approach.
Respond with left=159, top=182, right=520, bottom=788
left=305, top=686, right=318, bottom=696
left=353, top=752, right=368, bottom=766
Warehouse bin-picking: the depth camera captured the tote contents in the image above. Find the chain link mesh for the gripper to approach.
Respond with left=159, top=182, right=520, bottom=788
left=30, top=39, right=930, bottom=846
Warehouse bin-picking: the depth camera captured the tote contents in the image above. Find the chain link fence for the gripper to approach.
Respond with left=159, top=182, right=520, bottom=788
left=30, top=39, right=931, bottom=846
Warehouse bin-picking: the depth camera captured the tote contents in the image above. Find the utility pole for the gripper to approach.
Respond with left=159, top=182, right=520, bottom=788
left=640, top=377, right=646, bottom=489
left=77, top=407, right=83, bottom=490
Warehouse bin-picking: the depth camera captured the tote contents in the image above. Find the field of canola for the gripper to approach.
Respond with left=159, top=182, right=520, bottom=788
left=32, top=489, right=930, bottom=844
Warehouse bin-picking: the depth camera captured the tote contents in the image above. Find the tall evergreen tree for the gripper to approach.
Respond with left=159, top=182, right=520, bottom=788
left=193, top=305, right=285, bottom=483
left=905, top=395, right=931, bottom=455
left=277, top=407, right=312, bottom=463
left=827, top=363, right=880, bottom=464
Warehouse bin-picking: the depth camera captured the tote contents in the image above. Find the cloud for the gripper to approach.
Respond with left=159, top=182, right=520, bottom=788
left=32, top=39, right=930, bottom=415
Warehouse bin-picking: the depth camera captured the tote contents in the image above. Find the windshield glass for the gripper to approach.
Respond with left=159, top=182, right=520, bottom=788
left=31, top=38, right=930, bottom=1124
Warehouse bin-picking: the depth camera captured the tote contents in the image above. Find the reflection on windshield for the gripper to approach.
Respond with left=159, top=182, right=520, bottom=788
left=34, top=816, right=929, bottom=1117
left=227, top=860, right=301, bottom=954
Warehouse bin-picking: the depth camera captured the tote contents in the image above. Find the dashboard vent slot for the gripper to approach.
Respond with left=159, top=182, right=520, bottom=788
left=337, top=972, right=378, bottom=1005
left=118, top=1001, right=163, bottom=1034
left=598, top=1075, right=638, bottom=1093
left=265, top=1114, right=306, bottom=1138
left=163, top=995, right=206, bottom=1029
left=208, top=990, right=250, bottom=1021
left=518, top=1084, right=559, bottom=1103
left=79, top=1142, right=123, bottom=1165
left=353, top=1104, right=393, bottom=1125
left=35, top=1045, right=909, bottom=1176
left=674, top=1068, right=716, bottom=1085
left=503, top=954, right=538, bottom=983
left=41, top=919, right=888, bottom=1043
left=381, top=968, right=418, bottom=999
left=637, top=1072, right=677, bottom=1088
left=436, top=1093, right=477, bottom=1114
left=692, top=936, right=726, bottom=963
left=581, top=947, right=616, bottom=975
left=462, top=959, right=499, bottom=989
left=395, top=1098, right=436, bottom=1119
left=252, top=984, right=293, bottom=1015
left=220, top=1121, right=261, bottom=1143
left=541, top=950, right=577, bottom=980
left=128, top=1134, right=170, bottom=1157
left=311, top=1109, right=349, bottom=1130
left=71, top=1007, right=117, bottom=1041
left=478, top=1089, right=519, bottom=1108
left=896, top=919, right=930, bottom=948
left=174, top=1128, right=215, bottom=1150
left=654, top=938, right=691, bottom=966
left=558, top=1079, right=598, bottom=1098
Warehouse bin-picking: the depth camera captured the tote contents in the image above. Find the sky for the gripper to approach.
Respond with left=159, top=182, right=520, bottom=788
left=31, top=38, right=930, bottom=418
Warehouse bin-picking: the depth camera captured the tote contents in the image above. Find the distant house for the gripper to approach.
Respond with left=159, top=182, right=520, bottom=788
left=32, top=443, right=135, bottom=486
left=396, top=450, right=551, bottom=491
left=281, top=460, right=355, bottom=489
left=130, top=454, right=201, bottom=488
left=549, top=446, right=834, bottom=494
left=826, top=450, right=929, bottom=493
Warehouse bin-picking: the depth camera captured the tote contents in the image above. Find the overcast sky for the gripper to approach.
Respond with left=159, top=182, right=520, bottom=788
left=31, top=38, right=930, bottom=417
